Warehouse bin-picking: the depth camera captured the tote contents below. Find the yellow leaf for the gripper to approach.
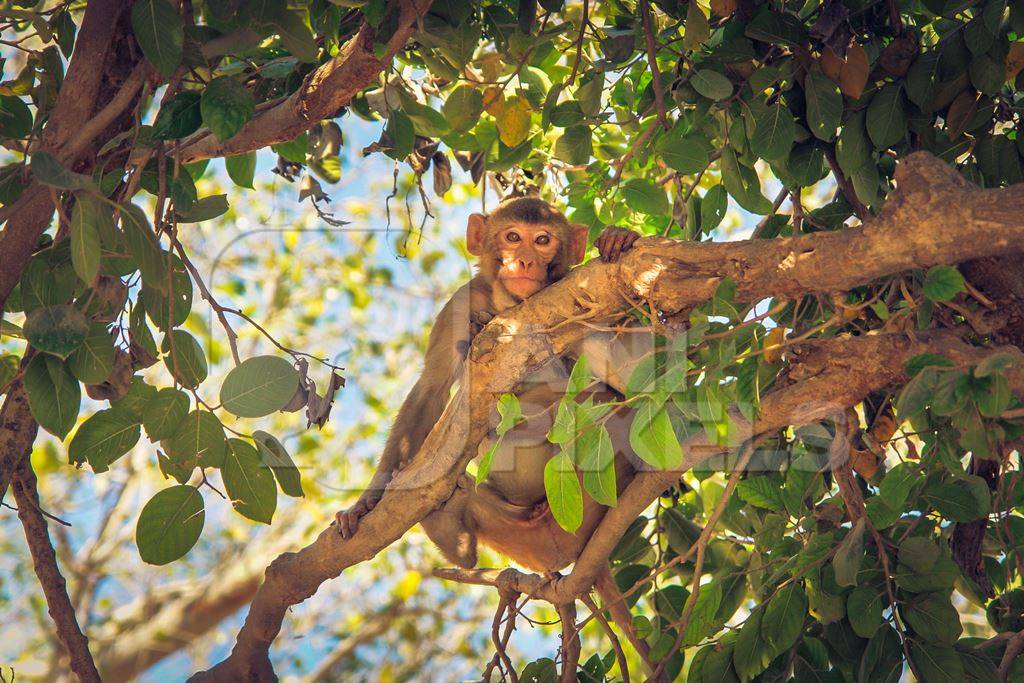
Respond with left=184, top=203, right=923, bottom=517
left=820, top=48, right=843, bottom=83
left=684, top=0, right=711, bottom=50
left=839, top=44, right=869, bottom=100
left=710, top=0, right=737, bottom=17
left=763, top=326, right=787, bottom=363
left=483, top=85, right=504, bottom=115
left=496, top=95, right=531, bottom=147
left=1006, top=42, right=1024, bottom=80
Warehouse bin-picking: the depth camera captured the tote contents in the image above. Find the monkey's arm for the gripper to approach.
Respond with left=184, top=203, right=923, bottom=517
left=337, top=285, right=474, bottom=537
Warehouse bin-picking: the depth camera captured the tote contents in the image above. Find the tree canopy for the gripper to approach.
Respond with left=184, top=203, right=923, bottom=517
left=1, top=0, right=1024, bottom=681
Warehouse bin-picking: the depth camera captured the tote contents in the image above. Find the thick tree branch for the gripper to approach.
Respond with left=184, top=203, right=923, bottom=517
left=174, top=0, right=432, bottom=164
left=436, top=331, right=1024, bottom=604
left=192, top=152, right=1023, bottom=681
left=95, top=521, right=308, bottom=683
left=0, top=0, right=138, bottom=311
left=9, top=437, right=101, bottom=682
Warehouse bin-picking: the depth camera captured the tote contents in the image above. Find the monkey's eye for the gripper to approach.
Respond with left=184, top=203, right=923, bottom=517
left=535, top=234, right=551, bottom=245
left=505, top=231, right=521, bottom=243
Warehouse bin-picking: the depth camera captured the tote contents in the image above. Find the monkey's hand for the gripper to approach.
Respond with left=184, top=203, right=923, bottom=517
left=596, top=226, right=640, bottom=262
left=458, top=310, right=494, bottom=359
left=335, top=489, right=382, bottom=538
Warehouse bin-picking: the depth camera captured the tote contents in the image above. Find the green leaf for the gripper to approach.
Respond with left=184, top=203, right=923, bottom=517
left=544, top=451, right=583, bottom=533
left=131, top=0, right=183, bottom=77
left=68, top=408, right=140, bottom=473
left=656, top=131, right=713, bottom=175
left=24, top=305, right=89, bottom=358
left=152, top=91, right=202, bottom=140
left=683, top=582, right=723, bottom=646
left=120, top=203, right=167, bottom=290
left=553, top=125, right=593, bottom=165
left=163, top=409, right=226, bottom=468
left=442, top=85, right=484, bottom=133
left=751, top=103, right=795, bottom=161
left=909, top=643, right=962, bottom=683
left=580, top=425, right=617, bottom=506
left=176, top=194, right=228, bottom=223
left=865, top=85, right=907, bottom=150
left=201, top=77, right=254, bottom=142
left=383, top=110, right=414, bottom=160
left=549, top=100, right=583, bottom=127
left=763, top=584, right=808, bottom=656
left=878, top=462, right=920, bottom=511
left=30, top=152, right=93, bottom=190
left=70, top=199, right=101, bottom=284
left=24, top=354, right=80, bottom=439
left=220, top=355, right=300, bottom=418
left=901, top=593, right=962, bottom=645
left=895, top=366, right=939, bottom=417
left=923, top=265, right=966, bottom=301
left=898, top=537, right=940, bottom=573
left=225, top=151, right=256, bottom=189
left=136, top=485, right=204, bottom=565
left=701, top=184, right=727, bottom=232
left=272, top=8, right=318, bottom=63
left=690, top=69, right=733, bottom=100
left=833, top=517, right=865, bottom=587
left=223, top=438, right=277, bottom=524
left=142, top=387, right=190, bottom=441
left=847, top=585, right=884, bottom=638
left=974, top=351, right=1018, bottom=378
left=621, top=178, right=669, bottom=215
left=858, top=626, right=903, bottom=683
left=628, top=398, right=683, bottom=469
left=926, top=476, right=990, bottom=522
left=804, top=72, right=843, bottom=141
left=0, top=95, right=33, bottom=138
left=736, top=475, right=785, bottom=511
left=733, top=607, right=772, bottom=680
left=67, top=323, right=115, bottom=384
left=161, top=330, right=207, bottom=389
left=721, top=148, right=772, bottom=213
left=254, top=430, right=304, bottom=497
left=495, top=394, right=522, bottom=436
left=271, top=133, right=308, bottom=163
left=905, top=353, right=954, bottom=376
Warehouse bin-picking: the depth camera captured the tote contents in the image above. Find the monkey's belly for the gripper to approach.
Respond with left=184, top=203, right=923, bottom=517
left=477, top=436, right=551, bottom=507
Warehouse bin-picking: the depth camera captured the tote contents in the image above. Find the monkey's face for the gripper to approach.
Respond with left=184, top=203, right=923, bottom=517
left=492, top=223, right=562, bottom=299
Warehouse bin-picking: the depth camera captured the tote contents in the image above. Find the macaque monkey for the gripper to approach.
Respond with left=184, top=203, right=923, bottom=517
left=335, top=197, right=653, bottom=667
left=335, top=197, right=639, bottom=542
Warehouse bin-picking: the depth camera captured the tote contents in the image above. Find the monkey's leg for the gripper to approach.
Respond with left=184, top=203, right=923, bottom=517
left=594, top=566, right=669, bottom=683
left=421, top=475, right=478, bottom=569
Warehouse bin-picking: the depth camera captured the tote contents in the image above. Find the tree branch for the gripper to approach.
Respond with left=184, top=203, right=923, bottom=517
left=9, top=433, right=101, bottom=682
left=173, top=0, right=433, bottom=165
left=191, top=152, right=1024, bottom=681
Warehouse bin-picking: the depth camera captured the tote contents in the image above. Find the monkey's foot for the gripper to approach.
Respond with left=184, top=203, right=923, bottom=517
left=334, top=497, right=375, bottom=539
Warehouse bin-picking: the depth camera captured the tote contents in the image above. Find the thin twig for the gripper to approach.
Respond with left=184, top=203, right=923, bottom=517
left=639, top=0, right=669, bottom=130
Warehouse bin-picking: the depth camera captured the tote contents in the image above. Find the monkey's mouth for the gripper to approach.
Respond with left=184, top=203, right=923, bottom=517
left=501, top=276, right=546, bottom=297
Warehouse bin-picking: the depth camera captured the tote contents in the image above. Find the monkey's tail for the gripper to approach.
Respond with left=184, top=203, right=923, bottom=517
left=593, top=565, right=670, bottom=683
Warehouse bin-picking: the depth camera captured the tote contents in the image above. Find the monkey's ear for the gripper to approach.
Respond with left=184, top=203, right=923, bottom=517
left=467, top=214, right=488, bottom=255
left=569, top=223, right=589, bottom=264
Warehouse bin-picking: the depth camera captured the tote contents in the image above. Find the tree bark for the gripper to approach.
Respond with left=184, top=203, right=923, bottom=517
left=191, top=152, right=1024, bottom=681
left=0, top=0, right=138, bottom=311
left=10, top=437, right=101, bottom=682
left=174, top=0, right=433, bottom=165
